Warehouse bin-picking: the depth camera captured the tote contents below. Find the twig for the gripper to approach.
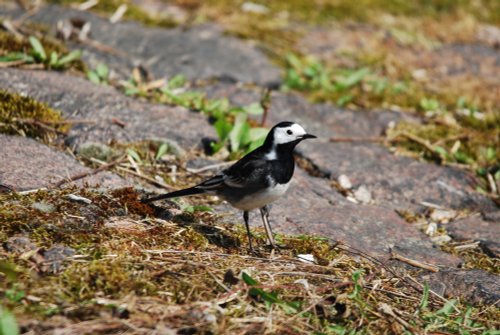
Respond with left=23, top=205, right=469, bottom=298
left=392, top=131, right=437, bottom=155
left=390, top=251, right=439, bottom=272
left=379, top=303, right=412, bottom=330
left=487, top=173, right=498, bottom=194
left=42, top=119, right=96, bottom=125
left=51, top=155, right=126, bottom=188
left=0, top=60, right=27, bottom=68
left=109, top=4, right=128, bottom=24
left=12, top=118, right=68, bottom=135
left=76, top=0, right=98, bottom=11
left=1, top=20, right=22, bottom=37
left=260, top=88, right=271, bottom=127
left=81, top=38, right=127, bottom=57
left=115, top=166, right=175, bottom=190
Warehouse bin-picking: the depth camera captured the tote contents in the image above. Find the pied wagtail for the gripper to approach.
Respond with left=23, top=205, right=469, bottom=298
left=143, top=121, right=317, bottom=252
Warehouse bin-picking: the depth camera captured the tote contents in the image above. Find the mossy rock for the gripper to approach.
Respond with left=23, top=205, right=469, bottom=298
left=0, top=90, right=70, bottom=143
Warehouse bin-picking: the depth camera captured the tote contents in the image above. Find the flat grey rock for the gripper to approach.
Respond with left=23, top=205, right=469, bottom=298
left=0, top=4, right=281, bottom=87
left=447, top=214, right=500, bottom=247
left=0, top=68, right=215, bottom=150
left=0, top=134, right=128, bottom=191
left=220, top=169, right=462, bottom=267
left=423, top=269, right=500, bottom=306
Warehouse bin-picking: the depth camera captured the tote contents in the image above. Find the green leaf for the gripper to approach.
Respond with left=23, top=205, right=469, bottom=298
left=476, top=167, right=487, bottom=177
left=87, top=71, right=101, bottom=84
left=436, top=299, right=456, bottom=316
left=420, top=98, right=440, bottom=112
left=126, top=148, right=142, bottom=163
left=155, top=143, right=169, bottom=160
left=337, top=94, right=353, bottom=107
left=248, top=127, right=268, bottom=142
left=286, top=53, right=303, bottom=70
left=453, top=151, right=472, bottom=164
left=56, top=50, right=82, bottom=66
left=168, top=74, right=187, bottom=89
left=5, top=288, right=24, bottom=303
left=495, top=170, right=500, bottom=181
left=0, top=262, right=17, bottom=281
left=29, top=36, right=46, bottom=61
left=348, top=270, right=363, bottom=299
left=96, top=63, right=109, bottom=79
left=125, top=87, right=141, bottom=96
left=336, top=67, right=369, bottom=89
left=242, top=272, right=258, bottom=286
left=486, top=147, right=496, bottom=162
left=433, top=146, right=448, bottom=158
left=183, top=205, right=213, bottom=213
left=326, top=324, right=347, bottom=335
left=228, top=113, right=248, bottom=153
left=456, top=96, right=467, bottom=109
left=214, top=117, right=232, bottom=142
left=419, top=283, right=429, bottom=311
left=370, top=77, right=388, bottom=95
left=243, top=102, right=264, bottom=115
left=0, top=307, right=19, bottom=335
left=0, top=52, right=29, bottom=62
left=49, top=51, right=58, bottom=66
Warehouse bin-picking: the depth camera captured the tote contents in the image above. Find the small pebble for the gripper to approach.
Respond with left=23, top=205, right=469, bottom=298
left=338, top=174, right=352, bottom=190
left=31, top=201, right=56, bottom=213
left=354, top=186, right=372, bottom=204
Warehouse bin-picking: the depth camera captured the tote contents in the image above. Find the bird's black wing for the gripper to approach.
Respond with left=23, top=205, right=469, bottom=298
left=197, top=148, right=269, bottom=191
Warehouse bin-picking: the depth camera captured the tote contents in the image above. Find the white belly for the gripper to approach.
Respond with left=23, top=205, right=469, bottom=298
left=231, top=182, right=290, bottom=211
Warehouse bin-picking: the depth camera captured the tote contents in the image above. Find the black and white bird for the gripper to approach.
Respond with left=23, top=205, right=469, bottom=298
left=143, top=121, right=316, bottom=252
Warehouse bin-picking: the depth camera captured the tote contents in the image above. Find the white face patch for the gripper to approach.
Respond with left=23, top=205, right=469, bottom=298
left=272, top=123, right=307, bottom=145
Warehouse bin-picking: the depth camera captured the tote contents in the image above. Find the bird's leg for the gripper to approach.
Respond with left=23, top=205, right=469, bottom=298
left=261, top=205, right=275, bottom=236
left=243, top=211, right=254, bottom=253
left=260, top=206, right=277, bottom=249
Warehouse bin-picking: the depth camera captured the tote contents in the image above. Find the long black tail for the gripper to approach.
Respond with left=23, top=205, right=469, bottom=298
left=142, top=187, right=205, bottom=203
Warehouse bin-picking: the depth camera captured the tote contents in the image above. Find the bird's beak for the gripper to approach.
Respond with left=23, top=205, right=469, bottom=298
left=300, top=133, right=317, bottom=140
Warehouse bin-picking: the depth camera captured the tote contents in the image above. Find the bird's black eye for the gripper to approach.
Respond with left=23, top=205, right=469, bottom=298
left=287, top=129, right=293, bottom=135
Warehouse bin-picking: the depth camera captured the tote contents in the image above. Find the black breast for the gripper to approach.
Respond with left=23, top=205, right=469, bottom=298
left=270, top=144, right=296, bottom=184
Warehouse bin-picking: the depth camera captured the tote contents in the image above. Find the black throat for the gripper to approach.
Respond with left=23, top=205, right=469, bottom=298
left=268, top=140, right=300, bottom=184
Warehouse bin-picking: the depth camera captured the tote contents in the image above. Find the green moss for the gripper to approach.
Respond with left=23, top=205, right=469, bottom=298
left=389, top=121, right=499, bottom=167
left=441, top=244, right=499, bottom=274
left=59, top=259, right=157, bottom=301
left=1, top=188, right=499, bottom=333
left=0, top=90, right=70, bottom=143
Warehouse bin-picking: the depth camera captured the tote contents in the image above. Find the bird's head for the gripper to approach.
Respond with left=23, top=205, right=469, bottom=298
left=267, top=121, right=317, bottom=146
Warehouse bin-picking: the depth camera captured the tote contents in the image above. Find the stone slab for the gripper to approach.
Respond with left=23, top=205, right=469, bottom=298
left=0, top=134, right=127, bottom=191
left=0, top=68, right=215, bottom=150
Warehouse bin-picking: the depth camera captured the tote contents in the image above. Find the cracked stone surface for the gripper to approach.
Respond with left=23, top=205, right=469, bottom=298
left=0, top=4, right=282, bottom=87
